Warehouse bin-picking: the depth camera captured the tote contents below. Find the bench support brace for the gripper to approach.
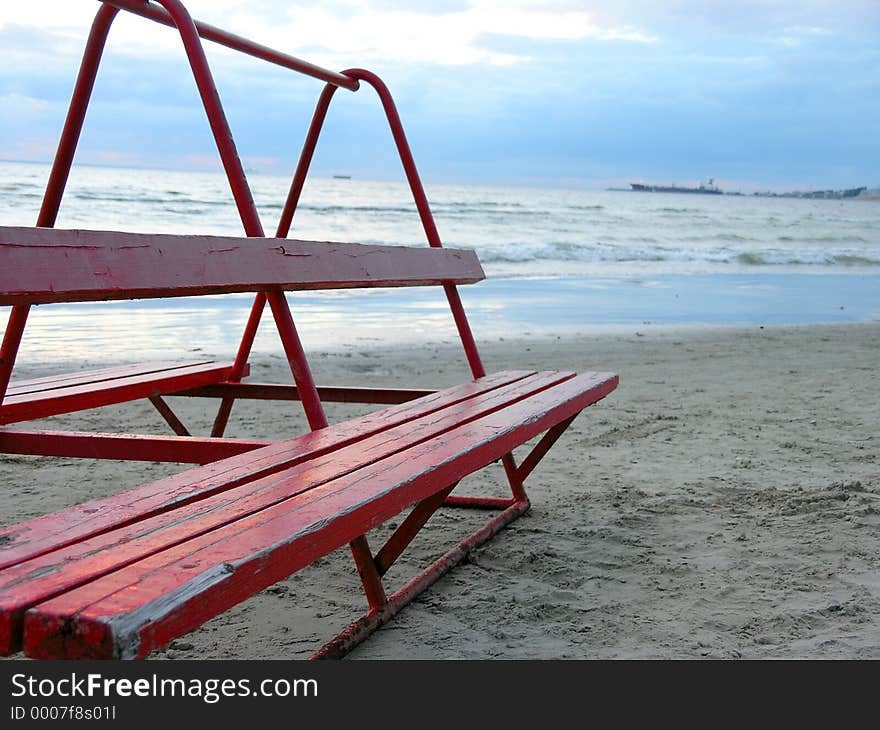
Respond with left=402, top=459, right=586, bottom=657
left=148, top=395, right=191, bottom=437
left=315, top=411, right=581, bottom=658
left=349, top=536, right=387, bottom=611
left=374, top=483, right=458, bottom=576
left=314, top=498, right=530, bottom=659
left=515, top=414, right=579, bottom=484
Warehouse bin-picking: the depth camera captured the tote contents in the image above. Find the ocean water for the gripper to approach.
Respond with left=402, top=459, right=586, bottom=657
left=1, top=160, right=878, bottom=363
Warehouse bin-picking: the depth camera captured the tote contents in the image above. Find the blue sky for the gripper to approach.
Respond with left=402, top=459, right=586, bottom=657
left=1, top=1, right=877, bottom=191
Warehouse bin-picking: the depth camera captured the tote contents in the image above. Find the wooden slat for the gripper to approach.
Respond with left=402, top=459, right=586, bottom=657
left=4, top=361, right=215, bottom=397
left=20, top=372, right=618, bottom=659
left=0, top=429, right=271, bottom=464
left=0, top=373, right=578, bottom=654
left=0, top=226, right=485, bottom=305
left=180, top=383, right=436, bottom=405
left=0, top=371, right=535, bottom=571
left=0, top=362, right=246, bottom=425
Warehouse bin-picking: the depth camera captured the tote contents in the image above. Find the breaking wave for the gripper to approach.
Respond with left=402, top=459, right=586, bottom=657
left=475, top=241, right=880, bottom=268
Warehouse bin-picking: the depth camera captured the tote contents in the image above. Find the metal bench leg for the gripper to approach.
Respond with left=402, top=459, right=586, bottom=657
left=313, top=471, right=540, bottom=659
left=0, top=305, right=30, bottom=407
left=148, top=395, right=191, bottom=436
left=212, top=293, right=267, bottom=437
left=0, top=6, right=119, bottom=411
left=311, top=497, right=529, bottom=660
left=515, top=413, right=579, bottom=483
left=440, top=452, right=526, bottom=509
left=502, top=452, right=528, bottom=502
left=277, top=70, right=488, bottom=380
left=310, top=418, right=584, bottom=657
left=374, top=484, right=458, bottom=576
left=349, top=535, right=387, bottom=612
left=444, top=414, right=581, bottom=509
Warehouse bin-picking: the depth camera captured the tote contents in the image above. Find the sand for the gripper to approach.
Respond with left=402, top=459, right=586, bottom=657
left=2, top=321, right=879, bottom=659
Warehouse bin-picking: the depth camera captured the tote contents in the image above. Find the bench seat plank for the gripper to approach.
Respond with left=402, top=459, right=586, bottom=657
left=0, top=429, right=273, bottom=464
left=0, top=226, right=484, bottom=305
left=4, top=361, right=209, bottom=397
left=180, top=382, right=437, bottom=405
left=0, top=361, right=245, bottom=425
left=0, top=371, right=581, bottom=654
left=18, top=371, right=617, bottom=659
left=0, top=371, right=535, bottom=572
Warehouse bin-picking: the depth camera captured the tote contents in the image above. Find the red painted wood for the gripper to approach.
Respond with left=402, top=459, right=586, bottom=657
left=0, top=429, right=270, bottom=464
left=0, top=0, right=621, bottom=661
left=4, top=361, right=211, bottom=397
left=20, top=372, right=617, bottom=658
left=0, top=372, right=578, bottom=654
left=182, top=383, right=436, bottom=404
left=0, top=371, right=535, bottom=572
left=0, top=361, right=246, bottom=425
left=0, top=227, right=485, bottom=305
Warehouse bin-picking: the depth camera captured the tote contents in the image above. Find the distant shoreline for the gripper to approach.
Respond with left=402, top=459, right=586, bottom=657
left=611, top=183, right=875, bottom=200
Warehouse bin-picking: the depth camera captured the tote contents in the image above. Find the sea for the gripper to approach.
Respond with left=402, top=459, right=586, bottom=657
left=1, top=160, right=878, bottom=364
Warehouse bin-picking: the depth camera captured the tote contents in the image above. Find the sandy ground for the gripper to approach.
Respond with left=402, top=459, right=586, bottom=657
left=2, top=322, right=879, bottom=659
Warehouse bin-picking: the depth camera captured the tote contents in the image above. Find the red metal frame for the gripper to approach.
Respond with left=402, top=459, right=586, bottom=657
left=312, top=499, right=530, bottom=659
left=1, top=0, right=486, bottom=426
left=278, top=68, right=486, bottom=380
left=0, top=0, right=605, bottom=659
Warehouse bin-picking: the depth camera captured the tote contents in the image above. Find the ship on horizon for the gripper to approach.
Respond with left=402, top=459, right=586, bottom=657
left=630, top=178, right=723, bottom=195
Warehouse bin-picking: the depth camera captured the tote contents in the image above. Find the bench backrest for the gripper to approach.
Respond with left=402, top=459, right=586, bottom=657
left=0, top=226, right=484, bottom=305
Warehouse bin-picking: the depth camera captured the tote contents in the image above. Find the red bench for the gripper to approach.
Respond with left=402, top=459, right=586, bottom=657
left=0, top=361, right=243, bottom=427
left=0, top=0, right=618, bottom=658
left=0, top=227, right=476, bottom=464
left=0, top=226, right=617, bottom=659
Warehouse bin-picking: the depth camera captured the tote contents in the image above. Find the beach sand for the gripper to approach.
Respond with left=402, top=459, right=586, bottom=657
left=2, top=321, right=878, bottom=659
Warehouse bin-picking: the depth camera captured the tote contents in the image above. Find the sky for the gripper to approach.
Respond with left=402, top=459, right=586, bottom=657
left=0, top=0, right=878, bottom=191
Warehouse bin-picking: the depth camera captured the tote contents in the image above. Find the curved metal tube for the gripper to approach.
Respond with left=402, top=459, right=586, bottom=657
left=103, top=0, right=360, bottom=91
left=278, top=69, right=487, bottom=379
left=1, top=3, right=119, bottom=405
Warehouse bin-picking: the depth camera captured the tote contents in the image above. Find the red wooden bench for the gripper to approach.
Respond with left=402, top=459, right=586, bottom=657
left=0, top=226, right=617, bottom=659
left=0, top=0, right=619, bottom=658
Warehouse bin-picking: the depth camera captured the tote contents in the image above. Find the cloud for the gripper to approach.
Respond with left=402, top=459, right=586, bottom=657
left=774, top=25, right=833, bottom=48
left=1, top=1, right=655, bottom=69
left=0, top=1, right=877, bottom=188
left=0, top=93, right=50, bottom=119
left=591, top=0, right=879, bottom=36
